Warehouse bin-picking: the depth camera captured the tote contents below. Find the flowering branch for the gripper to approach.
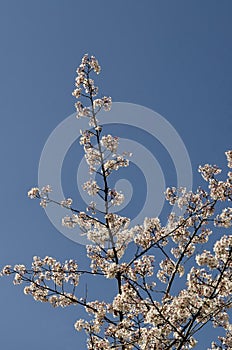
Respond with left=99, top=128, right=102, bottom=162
left=1, top=54, right=232, bottom=350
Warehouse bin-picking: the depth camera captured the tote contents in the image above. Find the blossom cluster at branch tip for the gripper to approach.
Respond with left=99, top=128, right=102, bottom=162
left=28, top=185, right=52, bottom=208
left=28, top=187, right=40, bottom=199
left=1, top=257, right=80, bottom=307
left=72, top=53, right=112, bottom=120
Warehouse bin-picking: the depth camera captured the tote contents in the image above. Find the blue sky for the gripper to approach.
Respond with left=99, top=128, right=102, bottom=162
left=0, top=1, right=231, bottom=349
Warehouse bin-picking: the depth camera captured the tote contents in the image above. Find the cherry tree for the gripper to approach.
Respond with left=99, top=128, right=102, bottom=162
left=1, top=54, right=232, bottom=350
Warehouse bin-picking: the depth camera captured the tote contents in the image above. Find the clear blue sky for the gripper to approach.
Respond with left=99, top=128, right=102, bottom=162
left=0, top=1, right=231, bottom=349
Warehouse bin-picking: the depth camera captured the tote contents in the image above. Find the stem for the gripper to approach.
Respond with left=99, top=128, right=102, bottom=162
left=86, top=65, right=124, bottom=347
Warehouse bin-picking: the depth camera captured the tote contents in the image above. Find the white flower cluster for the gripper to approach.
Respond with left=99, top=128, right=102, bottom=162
left=110, top=189, right=124, bottom=206
left=60, top=198, right=73, bottom=208
left=1, top=257, right=80, bottom=307
left=73, top=54, right=100, bottom=98
left=209, top=178, right=232, bottom=201
left=198, top=164, right=222, bottom=181
left=104, top=156, right=129, bottom=177
left=93, top=96, right=112, bottom=111
left=196, top=250, right=219, bottom=269
left=62, top=212, right=92, bottom=231
left=72, top=53, right=112, bottom=120
left=83, top=179, right=100, bottom=196
left=101, top=134, right=119, bottom=153
left=28, top=185, right=52, bottom=208
left=215, top=207, right=232, bottom=228
left=79, top=129, right=93, bottom=145
left=28, top=187, right=40, bottom=199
